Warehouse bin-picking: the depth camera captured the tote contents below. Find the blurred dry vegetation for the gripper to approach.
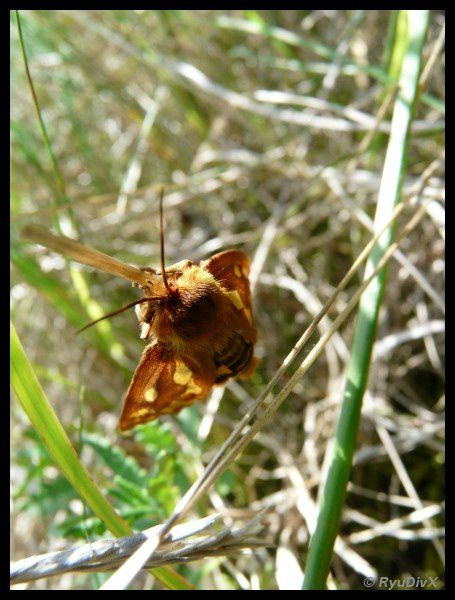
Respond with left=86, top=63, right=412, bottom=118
left=10, top=10, right=444, bottom=590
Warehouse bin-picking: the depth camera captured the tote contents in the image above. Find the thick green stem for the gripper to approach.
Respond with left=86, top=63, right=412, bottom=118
left=302, top=10, right=430, bottom=590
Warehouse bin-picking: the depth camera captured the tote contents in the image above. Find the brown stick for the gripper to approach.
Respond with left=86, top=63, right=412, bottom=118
left=21, top=224, right=149, bottom=287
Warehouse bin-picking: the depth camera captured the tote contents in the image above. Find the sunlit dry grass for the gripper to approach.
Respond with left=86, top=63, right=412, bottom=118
left=11, top=10, right=444, bottom=590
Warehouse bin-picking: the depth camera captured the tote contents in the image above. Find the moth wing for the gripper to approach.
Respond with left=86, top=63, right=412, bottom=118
left=201, top=249, right=256, bottom=342
left=201, top=250, right=251, bottom=307
left=119, top=343, right=214, bottom=431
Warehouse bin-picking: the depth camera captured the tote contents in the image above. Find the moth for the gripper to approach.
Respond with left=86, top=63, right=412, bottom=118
left=22, top=192, right=257, bottom=431
left=117, top=247, right=257, bottom=430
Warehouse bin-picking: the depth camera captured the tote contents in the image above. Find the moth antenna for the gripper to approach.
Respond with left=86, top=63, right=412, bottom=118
left=159, top=187, right=172, bottom=294
left=76, top=297, right=160, bottom=334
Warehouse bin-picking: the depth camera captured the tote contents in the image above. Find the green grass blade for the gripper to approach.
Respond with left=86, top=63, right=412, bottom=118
left=381, top=10, right=399, bottom=73
left=302, top=10, right=430, bottom=590
left=11, top=320, right=129, bottom=535
left=10, top=321, right=192, bottom=590
left=387, top=10, right=409, bottom=83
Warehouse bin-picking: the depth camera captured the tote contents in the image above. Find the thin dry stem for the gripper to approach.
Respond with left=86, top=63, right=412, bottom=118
left=21, top=224, right=149, bottom=286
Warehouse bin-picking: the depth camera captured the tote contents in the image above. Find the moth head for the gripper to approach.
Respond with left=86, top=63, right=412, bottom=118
left=135, top=266, right=177, bottom=336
